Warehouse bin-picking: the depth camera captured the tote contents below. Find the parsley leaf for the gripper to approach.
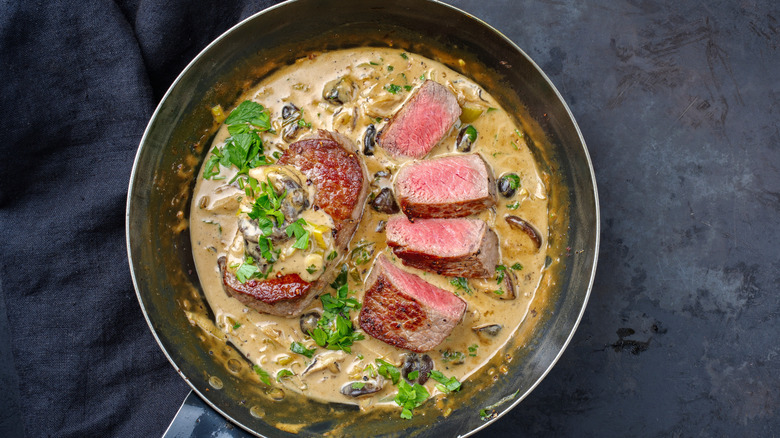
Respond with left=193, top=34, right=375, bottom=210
left=504, top=174, right=521, bottom=190
left=253, top=365, right=272, bottom=385
left=225, top=100, right=272, bottom=131
left=376, top=358, right=401, bottom=384
left=507, top=201, right=520, bottom=210
left=290, top=342, right=315, bottom=358
left=235, top=261, right=260, bottom=283
left=285, top=218, right=310, bottom=250
left=450, top=277, right=472, bottom=295
left=429, top=370, right=462, bottom=393
left=276, top=369, right=294, bottom=382
left=495, top=265, right=506, bottom=284
left=511, top=263, right=523, bottom=271
left=394, top=379, right=429, bottom=419
left=385, top=84, right=402, bottom=94
left=309, top=266, right=363, bottom=353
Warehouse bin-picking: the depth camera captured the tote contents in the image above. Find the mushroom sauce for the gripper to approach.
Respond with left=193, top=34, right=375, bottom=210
left=189, top=47, right=550, bottom=412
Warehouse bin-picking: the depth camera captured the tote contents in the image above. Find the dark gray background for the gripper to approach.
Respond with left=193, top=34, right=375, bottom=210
left=0, top=0, right=777, bottom=436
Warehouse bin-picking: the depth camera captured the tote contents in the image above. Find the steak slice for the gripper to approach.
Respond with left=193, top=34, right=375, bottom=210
left=378, top=80, right=461, bottom=159
left=386, top=215, right=499, bottom=278
left=221, top=130, right=368, bottom=317
left=394, top=153, right=496, bottom=218
left=358, top=255, right=467, bottom=352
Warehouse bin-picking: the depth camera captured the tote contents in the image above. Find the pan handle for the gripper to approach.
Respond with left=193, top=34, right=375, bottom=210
left=163, top=391, right=254, bottom=438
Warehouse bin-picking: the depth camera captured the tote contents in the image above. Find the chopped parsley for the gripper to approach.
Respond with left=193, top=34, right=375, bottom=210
left=449, top=277, right=472, bottom=295
left=385, top=84, right=402, bottom=94
left=429, top=370, right=462, bottom=393
left=506, top=201, right=520, bottom=210
left=400, top=53, right=408, bottom=60
left=327, top=251, right=338, bottom=261
left=376, top=358, right=401, bottom=384
left=350, top=240, right=375, bottom=265
left=511, top=263, right=523, bottom=271
left=290, top=341, right=315, bottom=358
left=441, top=350, right=466, bottom=364
left=253, top=365, right=272, bottom=386
left=395, top=379, right=430, bottom=419
left=468, top=344, right=479, bottom=357
left=387, top=65, right=394, bottom=71
left=285, top=218, right=310, bottom=250
left=232, top=322, right=242, bottom=330
left=495, top=265, right=506, bottom=284
left=309, top=265, right=364, bottom=353
left=351, top=382, right=366, bottom=390
left=494, top=289, right=505, bottom=295
left=306, top=264, right=317, bottom=274
left=235, top=261, right=261, bottom=283
left=504, top=174, right=521, bottom=191
left=276, top=369, right=294, bottom=382
left=203, top=100, right=273, bottom=181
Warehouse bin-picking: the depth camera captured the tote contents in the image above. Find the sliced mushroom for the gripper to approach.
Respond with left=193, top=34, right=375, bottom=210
left=505, top=216, right=542, bottom=250
left=323, top=76, right=355, bottom=105
left=369, top=188, right=400, bottom=214
left=302, top=350, right=347, bottom=376
left=340, top=379, right=383, bottom=397
left=363, top=124, right=377, bottom=156
left=401, top=353, right=434, bottom=385
left=472, top=324, right=503, bottom=338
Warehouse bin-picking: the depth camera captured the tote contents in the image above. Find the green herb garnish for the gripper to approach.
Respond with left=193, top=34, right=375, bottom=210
left=376, top=358, right=401, bottom=384
left=400, top=53, right=408, bottom=60
left=285, top=218, right=310, bottom=250
left=495, top=265, right=506, bottom=284
left=351, top=382, right=366, bottom=390
left=290, top=341, right=315, bottom=358
left=253, top=365, right=272, bottom=385
left=468, top=344, right=479, bottom=357
left=395, top=380, right=429, bottom=419
left=507, top=201, right=520, bottom=210
left=309, top=265, right=363, bottom=353
left=449, top=277, right=472, bottom=295
left=464, top=125, right=478, bottom=143
left=276, top=369, right=294, bottom=382
left=511, top=263, right=523, bottom=271
left=429, top=370, right=462, bottom=393
left=232, top=322, right=242, bottom=330
left=504, top=174, right=521, bottom=191
left=385, top=84, right=402, bottom=94
left=203, top=101, right=273, bottom=181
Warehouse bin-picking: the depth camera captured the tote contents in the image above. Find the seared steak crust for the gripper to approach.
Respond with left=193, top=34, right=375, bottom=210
left=219, top=257, right=313, bottom=316
left=386, top=216, right=499, bottom=278
left=358, top=255, right=467, bottom=352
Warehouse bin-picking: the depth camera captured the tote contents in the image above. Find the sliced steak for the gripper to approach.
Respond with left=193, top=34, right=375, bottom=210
left=377, top=80, right=461, bottom=159
left=394, top=153, right=496, bottom=218
left=221, top=130, right=368, bottom=317
left=358, top=255, right=467, bottom=352
left=386, top=215, right=498, bottom=278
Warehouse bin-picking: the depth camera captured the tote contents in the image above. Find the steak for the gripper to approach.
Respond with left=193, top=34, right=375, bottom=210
left=386, top=215, right=499, bottom=278
left=221, top=130, right=368, bottom=317
left=278, top=130, right=369, bottom=248
left=394, top=153, right=496, bottom=218
left=358, top=255, right=467, bottom=352
left=377, top=80, right=461, bottom=159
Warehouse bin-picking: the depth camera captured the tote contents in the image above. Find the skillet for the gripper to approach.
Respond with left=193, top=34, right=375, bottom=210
left=126, top=0, right=599, bottom=436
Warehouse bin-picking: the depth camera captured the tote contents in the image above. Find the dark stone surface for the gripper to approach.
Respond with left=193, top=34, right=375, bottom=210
left=0, top=0, right=777, bottom=436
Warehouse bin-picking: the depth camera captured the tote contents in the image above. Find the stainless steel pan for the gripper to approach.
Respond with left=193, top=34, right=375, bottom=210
left=126, top=0, right=599, bottom=436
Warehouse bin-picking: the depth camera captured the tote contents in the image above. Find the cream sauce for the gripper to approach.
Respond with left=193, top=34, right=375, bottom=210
left=189, top=47, right=549, bottom=409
